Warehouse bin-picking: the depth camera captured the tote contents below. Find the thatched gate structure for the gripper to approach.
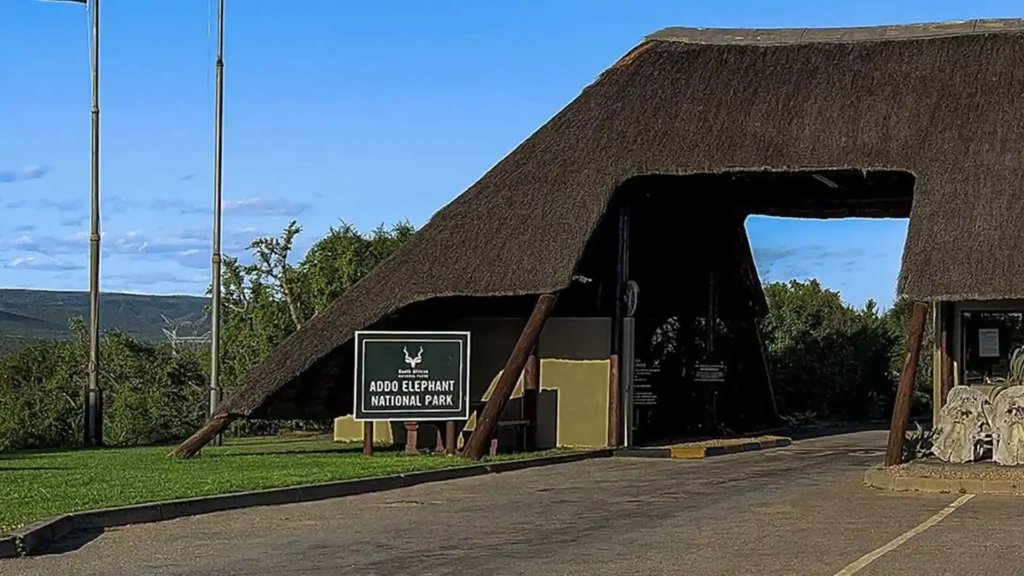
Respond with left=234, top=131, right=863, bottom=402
left=174, top=19, right=1024, bottom=462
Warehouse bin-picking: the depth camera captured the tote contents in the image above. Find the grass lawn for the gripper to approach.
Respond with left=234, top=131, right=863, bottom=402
left=0, top=435, right=564, bottom=535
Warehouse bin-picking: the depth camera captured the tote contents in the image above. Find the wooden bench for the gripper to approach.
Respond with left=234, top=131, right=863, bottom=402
left=492, top=420, right=530, bottom=456
left=463, top=401, right=531, bottom=455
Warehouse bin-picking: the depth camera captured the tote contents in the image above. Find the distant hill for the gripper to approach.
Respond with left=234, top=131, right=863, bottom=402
left=0, top=289, right=208, bottom=356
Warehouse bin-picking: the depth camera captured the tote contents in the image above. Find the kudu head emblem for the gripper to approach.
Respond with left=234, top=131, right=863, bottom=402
left=403, top=346, right=424, bottom=369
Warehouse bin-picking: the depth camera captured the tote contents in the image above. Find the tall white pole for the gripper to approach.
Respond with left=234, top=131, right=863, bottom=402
left=209, top=0, right=225, bottom=447
left=86, top=0, right=103, bottom=447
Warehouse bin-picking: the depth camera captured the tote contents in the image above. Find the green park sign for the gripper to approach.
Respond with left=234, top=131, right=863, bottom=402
left=353, top=331, right=471, bottom=421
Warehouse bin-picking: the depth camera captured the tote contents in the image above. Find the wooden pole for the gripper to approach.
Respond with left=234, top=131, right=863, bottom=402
left=168, top=413, right=235, bottom=459
left=363, top=421, right=374, bottom=456
left=523, top=353, right=539, bottom=450
left=607, top=198, right=629, bottom=448
left=607, top=354, right=621, bottom=447
left=940, top=301, right=955, bottom=405
left=463, top=293, right=557, bottom=460
left=884, top=301, right=929, bottom=467
left=445, top=421, right=456, bottom=456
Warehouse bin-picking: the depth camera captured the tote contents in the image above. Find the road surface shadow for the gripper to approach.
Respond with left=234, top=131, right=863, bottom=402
left=32, top=528, right=103, bottom=556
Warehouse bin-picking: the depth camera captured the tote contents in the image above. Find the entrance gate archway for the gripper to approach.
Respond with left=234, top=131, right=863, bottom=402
left=567, top=169, right=916, bottom=447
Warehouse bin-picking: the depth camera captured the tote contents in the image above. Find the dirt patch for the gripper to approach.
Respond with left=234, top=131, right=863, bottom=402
left=883, top=459, right=1024, bottom=480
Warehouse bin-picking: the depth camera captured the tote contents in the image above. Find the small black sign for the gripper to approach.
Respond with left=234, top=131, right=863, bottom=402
left=694, top=362, right=726, bottom=383
left=353, top=331, right=471, bottom=421
left=633, top=358, right=658, bottom=406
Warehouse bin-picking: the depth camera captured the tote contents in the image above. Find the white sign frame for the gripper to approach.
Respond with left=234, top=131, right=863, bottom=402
left=352, top=330, right=472, bottom=422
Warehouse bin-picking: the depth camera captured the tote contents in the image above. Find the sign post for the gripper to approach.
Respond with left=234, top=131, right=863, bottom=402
left=354, top=331, right=471, bottom=454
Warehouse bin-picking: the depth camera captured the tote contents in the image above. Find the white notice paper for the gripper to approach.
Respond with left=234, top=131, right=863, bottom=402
left=979, top=328, right=1000, bottom=358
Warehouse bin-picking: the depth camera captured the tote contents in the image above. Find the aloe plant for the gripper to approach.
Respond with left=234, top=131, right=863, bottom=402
left=1010, top=346, right=1024, bottom=384
left=983, top=346, right=1024, bottom=387
left=903, top=420, right=933, bottom=461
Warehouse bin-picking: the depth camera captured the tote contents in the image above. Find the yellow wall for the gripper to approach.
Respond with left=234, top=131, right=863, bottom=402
left=455, top=358, right=610, bottom=449
left=333, top=417, right=394, bottom=444
left=539, top=359, right=609, bottom=448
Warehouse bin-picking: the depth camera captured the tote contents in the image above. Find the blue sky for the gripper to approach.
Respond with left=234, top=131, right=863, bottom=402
left=1, top=0, right=1018, bottom=308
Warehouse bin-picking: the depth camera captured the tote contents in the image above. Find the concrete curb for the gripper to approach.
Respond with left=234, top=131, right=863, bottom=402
left=863, top=466, right=1024, bottom=496
left=0, top=536, right=18, bottom=559
left=1, top=449, right=610, bottom=559
left=612, top=437, right=792, bottom=459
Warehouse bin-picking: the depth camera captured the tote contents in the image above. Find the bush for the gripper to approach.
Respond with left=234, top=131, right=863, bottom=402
left=760, top=280, right=929, bottom=423
left=0, top=338, right=84, bottom=450
left=0, top=320, right=209, bottom=451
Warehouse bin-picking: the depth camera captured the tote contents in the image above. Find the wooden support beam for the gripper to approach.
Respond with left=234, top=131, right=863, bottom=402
left=884, top=301, right=929, bottom=467
left=168, top=413, right=236, bottom=459
left=607, top=197, right=629, bottom=448
left=445, top=421, right=456, bottom=456
left=462, top=293, right=557, bottom=460
left=607, top=354, right=621, bottom=447
left=523, top=353, right=539, bottom=451
left=363, top=421, right=374, bottom=456
left=940, top=301, right=955, bottom=406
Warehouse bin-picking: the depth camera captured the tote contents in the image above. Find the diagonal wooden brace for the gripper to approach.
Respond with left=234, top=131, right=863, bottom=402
left=462, top=293, right=557, bottom=460
left=884, top=301, right=928, bottom=467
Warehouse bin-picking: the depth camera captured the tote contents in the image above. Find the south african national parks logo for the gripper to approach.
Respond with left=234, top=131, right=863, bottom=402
left=403, top=346, right=423, bottom=369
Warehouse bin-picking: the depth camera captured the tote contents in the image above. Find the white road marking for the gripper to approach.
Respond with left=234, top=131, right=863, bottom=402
left=807, top=450, right=839, bottom=457
left=832, top=494, right=975, bottom=576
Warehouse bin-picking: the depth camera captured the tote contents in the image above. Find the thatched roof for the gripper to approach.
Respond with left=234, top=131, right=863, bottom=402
left=221, top=18, right=1024, bottom=420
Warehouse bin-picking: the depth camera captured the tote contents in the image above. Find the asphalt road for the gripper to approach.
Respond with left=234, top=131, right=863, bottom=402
left=6, top=430, right=1024, bottom=575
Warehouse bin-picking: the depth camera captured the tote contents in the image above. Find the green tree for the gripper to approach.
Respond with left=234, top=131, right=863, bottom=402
left=217, top=219, right=416, bottom=436
left=882, top=296, right=935, bottom=417
left=0, top=336, right=83, bottom=451
left=758, top=279, right=912, bottom=422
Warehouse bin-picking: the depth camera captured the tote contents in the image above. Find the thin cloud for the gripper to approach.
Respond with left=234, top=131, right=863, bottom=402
left=782, top=264, right=811, bottom=278
left=167, top=249, right=209, bottom=270
left=224, top=197, right=310, bottom=217
left=0, top=165, right=50, bottom=184
left=11, top=224, right=36, bottom=233
left=180, top=173, right=195, bottom=181
left=754, top=244, right=878, bottom=282
left=0, top=228, right=264, bottom=262
left=107, top=270, right=206, bottom=286
left=753, top=245, right=867, bottom=266
left=4, top=197, right=82, bottom=212
left=5, top=255, right=83, bottom=271
left=751, top=247, right=798, bottom=264
left=144, top=196, right=309, bottom=217
left=35, top=198, right=83, bottom=212
left=59, top=214, right=87, bottom=227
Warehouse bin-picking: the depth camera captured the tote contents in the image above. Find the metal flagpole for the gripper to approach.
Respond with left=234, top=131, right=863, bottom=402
left=32, top=0, right=98, bottom=447
left=86, top=0, right=103, bottom=447
left=209, top=0, right=226, bottom=447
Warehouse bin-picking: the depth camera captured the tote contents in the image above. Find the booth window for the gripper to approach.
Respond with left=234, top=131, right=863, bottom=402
left=961, top=311, right=1024, bottom=384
